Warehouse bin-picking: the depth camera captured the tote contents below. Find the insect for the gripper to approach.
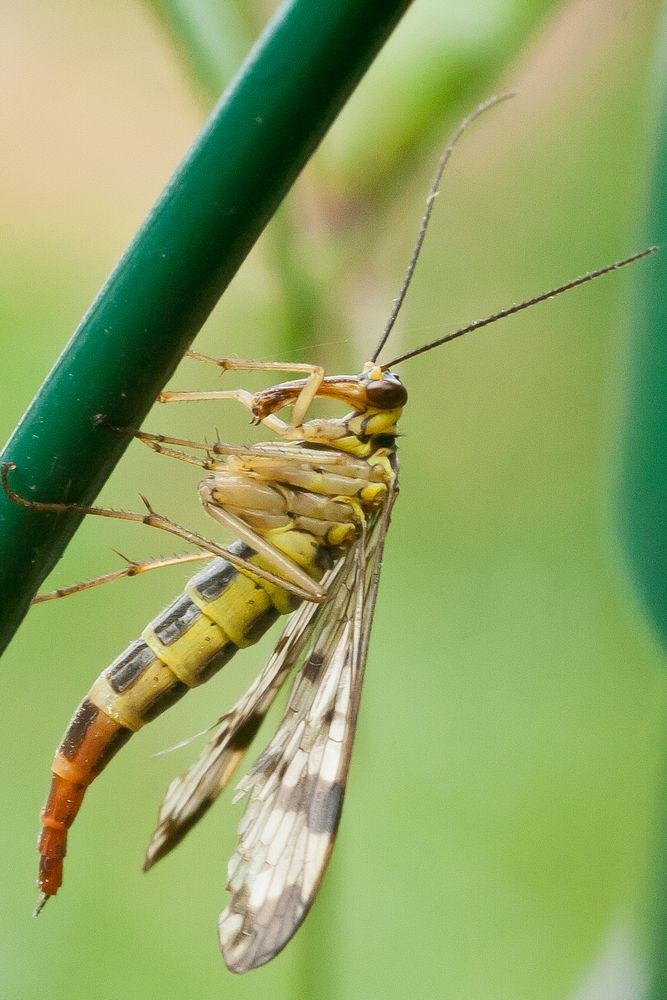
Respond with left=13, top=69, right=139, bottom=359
left=2, top=96, right=655, bottom=973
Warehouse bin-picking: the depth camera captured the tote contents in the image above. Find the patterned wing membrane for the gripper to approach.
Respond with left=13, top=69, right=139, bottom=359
left=144, top=558, right=348, bottom=870
left=145, top=484, right=396, bottom=973
left=219, top=495, right=396, bottom=973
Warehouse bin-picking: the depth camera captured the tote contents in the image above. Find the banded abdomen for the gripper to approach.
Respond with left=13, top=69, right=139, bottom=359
left=38, top=534, right=329, bottom=902
left=37, top=440, right=392, bottom=905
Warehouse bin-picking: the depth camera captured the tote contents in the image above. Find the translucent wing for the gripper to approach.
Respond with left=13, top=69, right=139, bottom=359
left=144, top=556, right=349, bottom=870
left=218, top=489, right=397, bottom=973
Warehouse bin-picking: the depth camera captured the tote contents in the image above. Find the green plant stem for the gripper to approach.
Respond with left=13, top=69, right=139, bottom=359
left=0, top=0, right=414, bottom=655
left=150, top=1, right=326, bottom=358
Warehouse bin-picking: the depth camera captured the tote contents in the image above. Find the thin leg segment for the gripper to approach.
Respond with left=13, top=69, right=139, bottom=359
left=34, top=552, right=211, bottom=604
left=1, top=464, right=322, bottom=602
left=168, top=353, right=326, bottom=430
left=130, top=429, right=354, bottom=466
left=157, top=389, right=296, bottom=438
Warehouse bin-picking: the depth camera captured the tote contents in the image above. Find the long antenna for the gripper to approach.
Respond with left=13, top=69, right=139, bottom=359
left=369, top=92, right=515, bottom=363
left=380, top=246, right=658, bottom=369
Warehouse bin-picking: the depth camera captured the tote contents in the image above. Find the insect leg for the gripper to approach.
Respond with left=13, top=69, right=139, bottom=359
left=1, top=463, right=321, bottom=601
left=129, top=433, right=362, bottom=478
left=122, top=429, right=240, bottom=456
left=130, top=436, right=319, bottom=480
left=130, top=430, right=353, bottom=465
left=157, top=388, right=296, bottom=438
left=200, top=495, right=327, bottom=603
left=33, top=552, right=211, bottom=603
left=131, top=439, right=222, bottom=471
left=169, top=354, right=327, bottom=431
left=133, top=440, right=222, bottom=471
left=115, top=428, right=356, bottom=477
left=187, top=354, right=324, bottom=425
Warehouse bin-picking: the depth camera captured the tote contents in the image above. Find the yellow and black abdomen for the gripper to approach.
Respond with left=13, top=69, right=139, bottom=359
left=38, top=536, right=328, bottom=900
left=36, top=432, right=395, bottom=904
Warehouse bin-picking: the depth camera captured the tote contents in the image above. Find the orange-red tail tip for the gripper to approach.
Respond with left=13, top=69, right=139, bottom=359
left=33, top=894, right=50, bottom=917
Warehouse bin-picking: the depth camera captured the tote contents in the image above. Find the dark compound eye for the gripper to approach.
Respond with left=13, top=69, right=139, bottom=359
left=364, top=372, right=408, bottom=409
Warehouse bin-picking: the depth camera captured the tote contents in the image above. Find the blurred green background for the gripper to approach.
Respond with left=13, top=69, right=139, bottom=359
left=1, top=1, right=665, bottom=998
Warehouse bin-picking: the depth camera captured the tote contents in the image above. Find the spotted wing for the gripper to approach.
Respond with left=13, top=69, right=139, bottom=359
left=218, top=490, right=396, bottom=973
left=144, top=556, right=348, bottom=870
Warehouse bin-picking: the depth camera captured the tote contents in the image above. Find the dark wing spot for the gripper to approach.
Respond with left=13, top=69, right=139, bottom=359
left=302, top=651, right=324, bottom=683
left=308, top=780, right=344, bottom=834
left=145, top=797, right=213, bottom=870
left=227, top=713, right=264, bottom=753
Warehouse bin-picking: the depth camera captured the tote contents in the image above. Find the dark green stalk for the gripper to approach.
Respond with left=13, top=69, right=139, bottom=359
left=0, top=0, right=414, bottom=655
left=151, top=2, right=327, bottom=359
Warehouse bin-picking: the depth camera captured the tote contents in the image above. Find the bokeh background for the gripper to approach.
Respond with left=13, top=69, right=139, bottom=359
left=1, top=1, right=666, bottom=998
